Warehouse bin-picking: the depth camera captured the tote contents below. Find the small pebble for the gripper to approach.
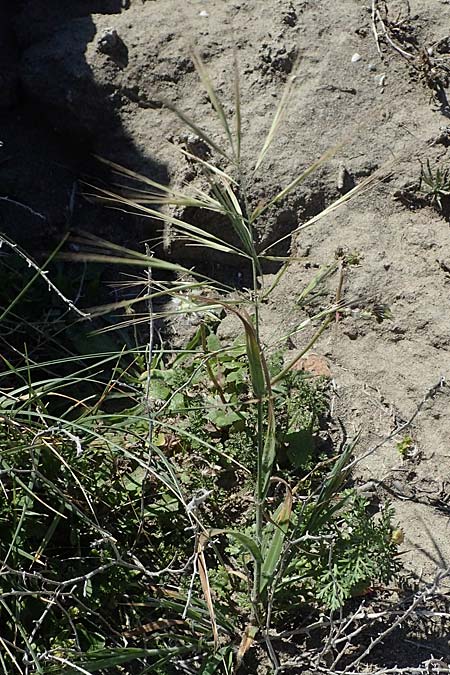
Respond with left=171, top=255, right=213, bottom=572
left=199, top=10, right=209, bottom=16
left=351, top=52, right=361, bottom=63
left=379, top=73, right=386, bottom=86
left=368, top=63, right=376, bottom=71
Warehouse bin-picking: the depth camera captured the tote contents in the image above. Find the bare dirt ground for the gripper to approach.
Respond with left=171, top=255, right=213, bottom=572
left=2, top=0, right=450, bottom=668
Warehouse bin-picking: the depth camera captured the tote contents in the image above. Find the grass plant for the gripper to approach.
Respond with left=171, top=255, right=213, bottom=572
left=0, top=52, right=401, bottom=674
left=419, top=158, right=450, bottom=211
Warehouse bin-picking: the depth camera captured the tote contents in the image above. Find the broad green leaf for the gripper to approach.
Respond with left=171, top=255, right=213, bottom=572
left=148, top=378, right=171, bottom=401
left=123, top=466, right=148, bottom=493
left=145, top=494, right=179, bottom=518
left=206, top=332, right=222, bottom=353
left=208, top=408, right=242, bottom=428
left=209, top=529, right=263, bottom=564
left=169, top=392, right=186, bottom=411
left=225, top=369, right=245, bottom=384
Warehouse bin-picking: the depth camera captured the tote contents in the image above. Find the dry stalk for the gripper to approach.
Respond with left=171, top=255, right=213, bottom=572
left=371, top=1, right=415, bottom=62
left=340, top=567, right=450, bottom=673
left=0, top=234, right=89, bottom=318
left=274, top=565, right=450, bottom=673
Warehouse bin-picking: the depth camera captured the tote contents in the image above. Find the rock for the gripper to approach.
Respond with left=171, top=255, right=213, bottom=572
left=337, top=163, right=355, bottom=194
left=293, top=354, right=332, bottom=378
left=13, top=0, right=124, bottom=48
left=282, top=3, right=298, bottom=26
left=20, top=17, right=118, bottom=137
left=97, top=28, right=129, bottom=68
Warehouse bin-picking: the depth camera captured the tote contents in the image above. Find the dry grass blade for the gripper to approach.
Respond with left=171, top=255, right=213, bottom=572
left=169, top=142, right=238, bottom=185
left=251, top=145, right=340, bottom=223
left=83, top=185, right=251, bottom=259
left=233, top=47, right=242, bottom=164
left=59, top=251, right=189, bottom=273
left=93, top=154, right=207, bottom=204
left=180, top=232, right=248, bottom=257
left=63, top=234, right=237, bottom=294
left=197, top=534, right=219, bottom=650
left=104, top=190, right=217, bottom=210
left=86, top=281, right=206, bottom=318
left=261, top=168, right=387, bottom=256
left=191, top=50, right=235, bottom=159
left=163, top=100, right=232, bottom=161
left=92, top=155, right=173, bottom=193
left=254, top=67, right=299, bottom=173
left=89, top=303, right=224, bottom=334
left=296, top=261, right=339, bottom=306
left=220, top=181, right=256, bottom=258
left=299, top=169, right=387, bottom=229
left=236, top=624, right=259, bottom=669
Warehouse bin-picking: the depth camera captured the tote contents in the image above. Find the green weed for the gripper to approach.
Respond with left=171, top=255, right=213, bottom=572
left=419, top=158, right=450, bottom=210
left=0, top=52, right=400, bottom=674
left=396, top=434, right=415, bottom=458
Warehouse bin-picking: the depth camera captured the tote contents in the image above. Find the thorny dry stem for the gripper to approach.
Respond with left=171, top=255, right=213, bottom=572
left=272, top=566, right=450, bottom=674
left=371, top=0, right=450, bottom=114
left=0, top=234, right=90, bottom=318
left=0, top=196, right=46, bottom=221
left=341, top=568, right=449, bottom=672
left=371, top=1, right=415, bottom=62
left=317, top=665, right=450, bottom=675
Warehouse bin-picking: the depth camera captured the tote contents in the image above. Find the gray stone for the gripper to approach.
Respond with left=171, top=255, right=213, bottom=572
left=20, top=17, right=118, bottom=137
